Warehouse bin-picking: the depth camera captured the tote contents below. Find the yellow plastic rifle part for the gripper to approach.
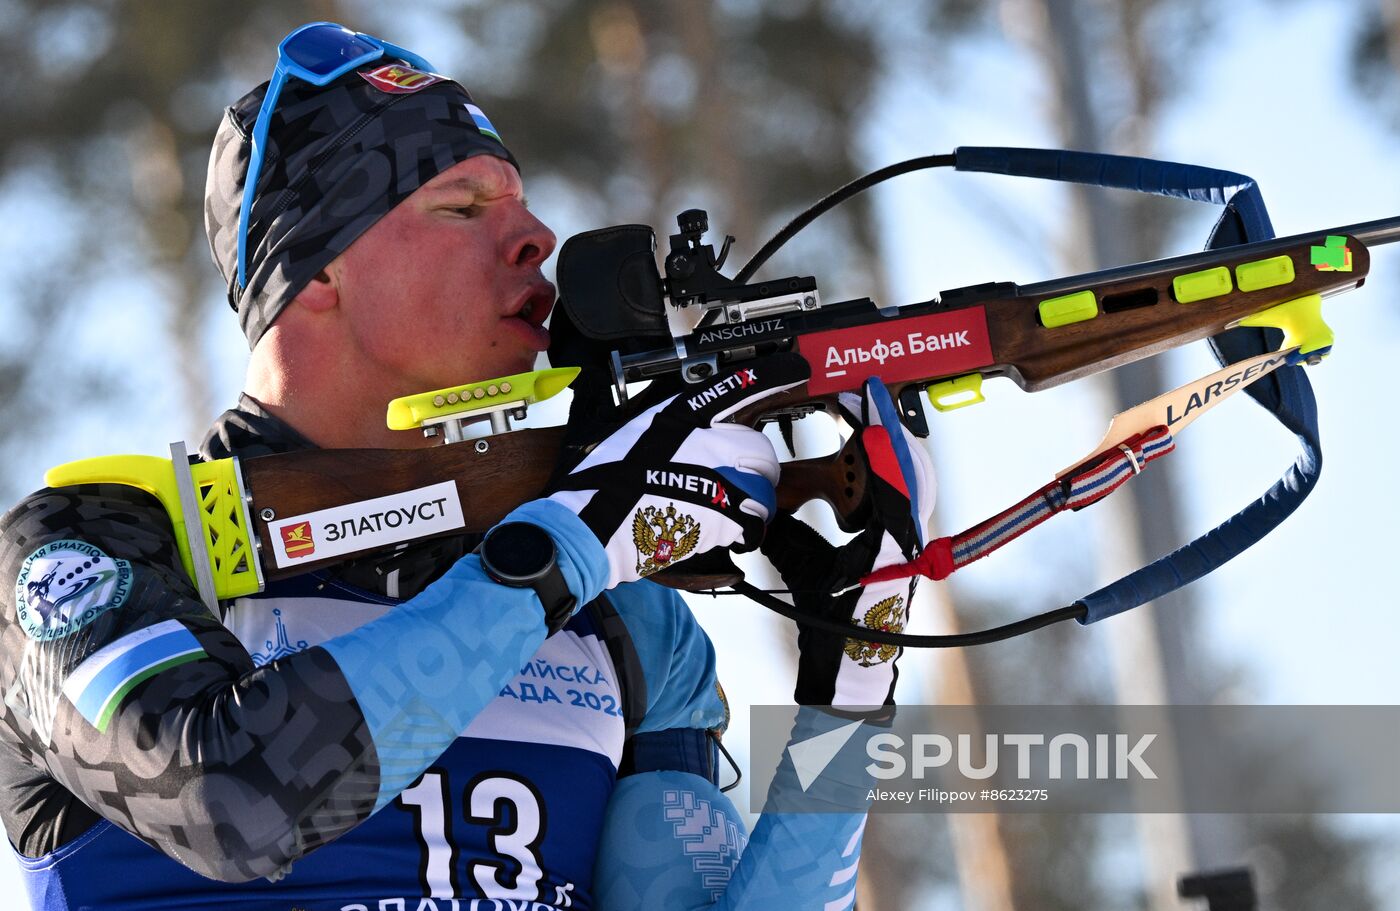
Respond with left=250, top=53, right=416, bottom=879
left=1237, top=293, right=1334, bottom=359
left=386, top=367, right=581, bottom=431
left=1038, top=290, right=1099, bottom=328
left=1172, top=266, right=1234, bottom=303
left=44, top=453, right=261, bottom=603
left=926, top=373, right=985, bottom=412
left=1234, top=255, right=1295, bottom=293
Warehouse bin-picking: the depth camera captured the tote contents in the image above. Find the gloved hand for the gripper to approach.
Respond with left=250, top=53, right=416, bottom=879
left=547, top=353, right=810, bottom=590
left=763, top=377, right=936, bottom=709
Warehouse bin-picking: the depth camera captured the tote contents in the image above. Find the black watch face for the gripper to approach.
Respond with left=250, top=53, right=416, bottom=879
left=487, top=523, right=555, bottom=581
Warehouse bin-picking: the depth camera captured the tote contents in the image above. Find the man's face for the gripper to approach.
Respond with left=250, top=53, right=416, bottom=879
left=330, top=154, right=557, bottom=396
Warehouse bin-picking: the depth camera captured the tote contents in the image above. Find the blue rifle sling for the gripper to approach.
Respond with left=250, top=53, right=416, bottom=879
left=953, top=147, right=1321, bottom=624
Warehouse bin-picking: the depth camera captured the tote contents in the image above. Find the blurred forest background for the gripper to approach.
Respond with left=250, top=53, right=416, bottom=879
left=1, top=1, right=1398, bottom=909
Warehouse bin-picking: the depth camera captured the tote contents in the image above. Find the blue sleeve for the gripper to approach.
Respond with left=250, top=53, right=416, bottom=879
left=607, top=580, right=728, bottom=735
left=320, top=498, right=609, bottom=810
left=595, top=709, right=874, bottom=910
left=595, top=588, right=871, bottom=908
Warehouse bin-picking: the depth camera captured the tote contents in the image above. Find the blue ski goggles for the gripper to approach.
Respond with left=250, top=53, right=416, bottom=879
left=237, top=22, right=435, bottom=288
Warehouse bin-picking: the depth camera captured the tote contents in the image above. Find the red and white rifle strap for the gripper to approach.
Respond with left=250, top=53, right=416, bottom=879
left=861, top=425, right=1176, bottom=585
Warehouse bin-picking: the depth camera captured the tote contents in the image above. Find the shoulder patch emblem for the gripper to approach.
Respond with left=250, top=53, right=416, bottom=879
left=15, top=539, right=132, bottom=641
left=359, top=63, right=445, bottom=94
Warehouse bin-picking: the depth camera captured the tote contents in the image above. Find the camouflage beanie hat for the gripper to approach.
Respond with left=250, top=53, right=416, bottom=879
left=205, top=59, right=517, bottom=349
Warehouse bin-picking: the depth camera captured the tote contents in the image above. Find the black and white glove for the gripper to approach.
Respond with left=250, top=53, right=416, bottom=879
left=763, top=377, right=936, bottom=709
left=547, top=354, right=810, bottom=590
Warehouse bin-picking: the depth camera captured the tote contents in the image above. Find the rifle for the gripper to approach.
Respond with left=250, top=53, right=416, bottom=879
left=43, top=148, right=1399, bottom=645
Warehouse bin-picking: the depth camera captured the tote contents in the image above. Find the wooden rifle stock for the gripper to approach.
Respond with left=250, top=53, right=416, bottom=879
left=750, top=226, right=1369, bottom=402
left=983, top=229, right=1368, bottom=391
left=240, top=420, right=868, bottom=589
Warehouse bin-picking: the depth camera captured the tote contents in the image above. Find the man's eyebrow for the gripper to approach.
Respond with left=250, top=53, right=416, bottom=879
left=428, top=175, right=522, bottom=201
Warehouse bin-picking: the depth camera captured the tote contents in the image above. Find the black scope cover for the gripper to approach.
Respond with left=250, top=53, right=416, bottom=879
left=555, top=225, right=669, bottom=343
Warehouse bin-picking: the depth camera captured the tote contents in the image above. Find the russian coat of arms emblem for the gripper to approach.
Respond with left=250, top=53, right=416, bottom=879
left=632, top=504, right=701, bottom=577
left=843, top=594, right=906, bottom=667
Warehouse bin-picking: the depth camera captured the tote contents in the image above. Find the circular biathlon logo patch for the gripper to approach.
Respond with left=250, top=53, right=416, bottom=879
left=15, top=540, right=132, bottom=641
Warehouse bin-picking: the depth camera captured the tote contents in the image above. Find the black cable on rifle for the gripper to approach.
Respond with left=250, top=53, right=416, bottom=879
left=735, top=154, right=957, bottom=283
left=729, top=581, right=1088, bottom=648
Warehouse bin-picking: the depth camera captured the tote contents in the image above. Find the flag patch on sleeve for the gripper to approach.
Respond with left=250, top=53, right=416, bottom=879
left=62, top=619, right=207, bottom=731
left=465, top=103, right=502, bottom=141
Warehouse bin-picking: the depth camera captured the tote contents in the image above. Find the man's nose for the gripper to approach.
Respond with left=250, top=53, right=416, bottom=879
left=508, top=206, right=557, bottom=268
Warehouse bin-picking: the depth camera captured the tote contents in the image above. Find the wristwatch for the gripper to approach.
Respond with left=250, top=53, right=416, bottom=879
left=479, top=522, right=577, bottom=633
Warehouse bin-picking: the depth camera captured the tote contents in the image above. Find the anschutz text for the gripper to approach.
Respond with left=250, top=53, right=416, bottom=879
left=697, top=318, right=786, bottom=346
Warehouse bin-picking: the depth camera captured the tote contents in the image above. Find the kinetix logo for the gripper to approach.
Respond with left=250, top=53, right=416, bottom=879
left=685, top=369, right=758, bottom=411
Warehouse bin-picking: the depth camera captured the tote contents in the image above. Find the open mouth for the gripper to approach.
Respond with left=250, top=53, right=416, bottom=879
left=504, top=284, right=557, bottom=352
left=514, top=285, right=556, bottom=327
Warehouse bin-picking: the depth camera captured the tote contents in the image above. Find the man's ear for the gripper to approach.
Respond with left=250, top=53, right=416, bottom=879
left=292, top=268, right=339, bottom=314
